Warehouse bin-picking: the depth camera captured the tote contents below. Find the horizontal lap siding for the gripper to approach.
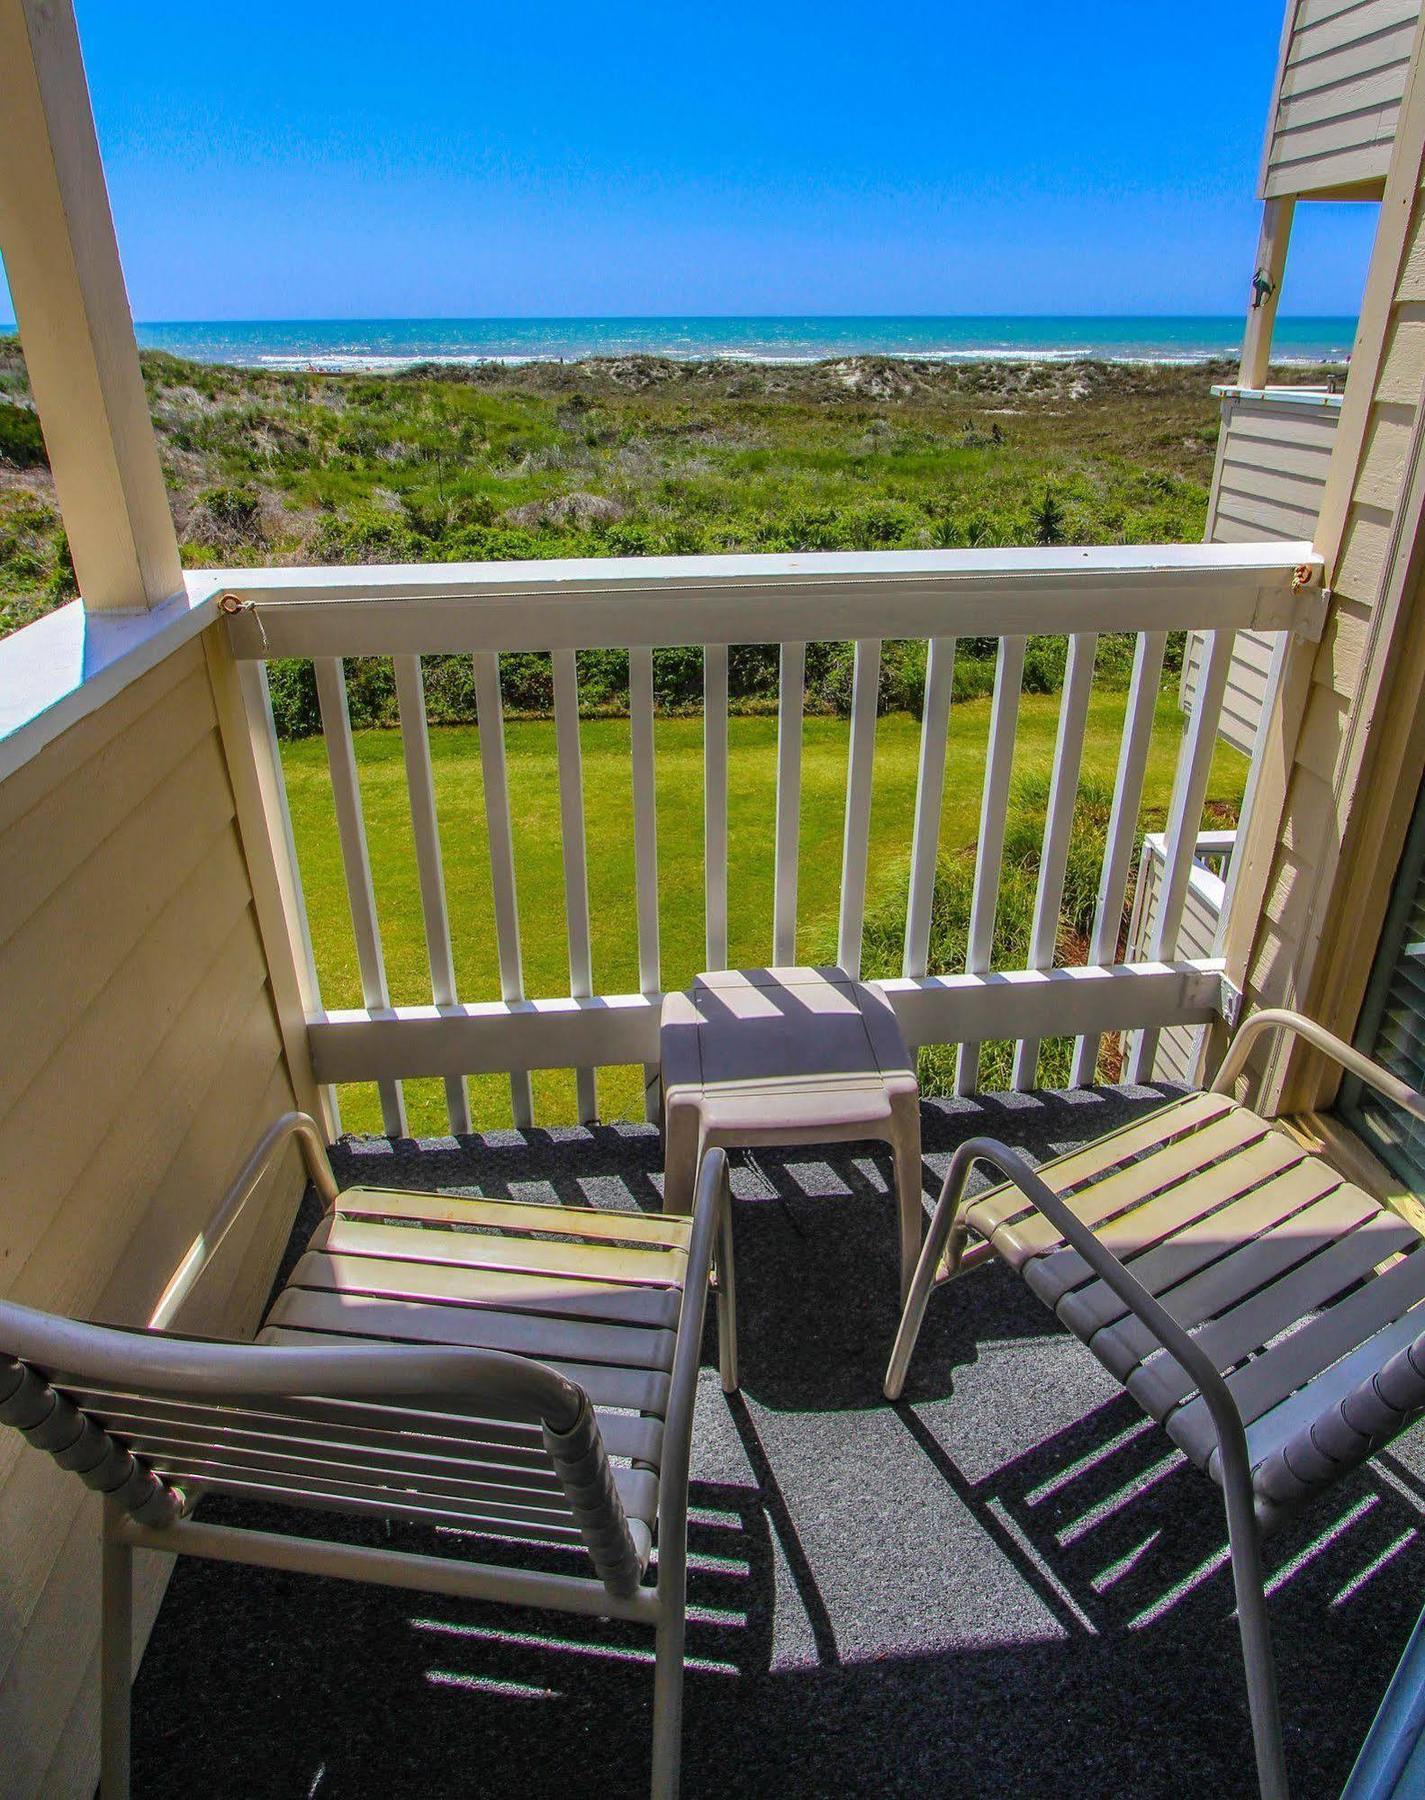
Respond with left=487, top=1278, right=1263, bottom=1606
left=1184, top=396, right=1339, bottom=754
left=1263, top=0, right=1419, bottom=197
left=1131, top=850, right=1225, bottom=1082
left=0, top=633, right=303, bottom=1797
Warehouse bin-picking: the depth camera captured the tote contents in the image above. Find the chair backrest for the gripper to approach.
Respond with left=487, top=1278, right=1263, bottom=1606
left=0, top=1299, right=646, bottom=1596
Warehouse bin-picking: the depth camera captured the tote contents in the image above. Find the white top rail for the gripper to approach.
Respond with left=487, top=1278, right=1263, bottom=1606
left=204, top=543, right=1325, bottom=660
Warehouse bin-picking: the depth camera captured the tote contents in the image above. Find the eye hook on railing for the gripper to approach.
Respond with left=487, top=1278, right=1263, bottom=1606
left=217, top=591, right=267, bottom=653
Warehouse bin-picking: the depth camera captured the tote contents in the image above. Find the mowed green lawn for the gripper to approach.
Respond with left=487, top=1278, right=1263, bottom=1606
left=282, top=688, right=1248, bottom=1136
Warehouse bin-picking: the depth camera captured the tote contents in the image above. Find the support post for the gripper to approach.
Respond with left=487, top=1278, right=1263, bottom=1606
left=0, top=0, right=182, bottom=612
left=1238, top=198, right=1294, bottom=391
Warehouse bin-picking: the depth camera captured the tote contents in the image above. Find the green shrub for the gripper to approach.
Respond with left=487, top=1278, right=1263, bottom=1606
left=0, top=400, right=46, bottom=468
left=266, top=660, right=321, bottom=737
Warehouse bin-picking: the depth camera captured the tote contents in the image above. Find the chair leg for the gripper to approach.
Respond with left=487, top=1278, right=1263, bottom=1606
left=650, top=1605, right=687, bottom=1800
left=885, top=1152, right=975, bottom=1399
left=713, top=1163, right=739, bottom=1394
left=1220, top=1471, right=1290, bottom=1799
left=100, top=1501, right=132, bottom=1800
left=889, top=1094, right=925, bottom=1306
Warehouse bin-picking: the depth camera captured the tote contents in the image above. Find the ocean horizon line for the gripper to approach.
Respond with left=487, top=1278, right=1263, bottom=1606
left=2, top=311, right=1361, bottom=370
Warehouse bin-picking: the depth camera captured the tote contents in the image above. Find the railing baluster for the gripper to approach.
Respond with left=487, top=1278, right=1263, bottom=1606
left=393, top=653, right=469, bottom=1135
left=1013, top=632, right=1099, bottom=1090
left=955, top=635, right=1027, bottom=1095
left=773, top=641, right=806, bottom=966
left=704, top=643, right=729, bottom=971
left=1070, top=630, right=1168, bottom=1087
left=837, top=638, right=882, bottom=978
left=629, top=646, right=661, bottom=1122
left=313, top=656, right=406, bottom=1138
left=1128, top=628, right=1237, bottom=1083
left=472, top=650, right=534, bottom=1129
left=904, top=636, right=957, bottom=979
left=553, top=649, right=597, bottom=1124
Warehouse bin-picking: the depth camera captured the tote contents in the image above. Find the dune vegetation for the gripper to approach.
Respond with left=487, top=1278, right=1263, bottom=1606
left=0, top=342, right=1282, bottom=1130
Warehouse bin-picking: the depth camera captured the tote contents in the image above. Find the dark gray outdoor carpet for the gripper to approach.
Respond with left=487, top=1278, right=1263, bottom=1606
left=128, top=1086, right=1425, bottom=1798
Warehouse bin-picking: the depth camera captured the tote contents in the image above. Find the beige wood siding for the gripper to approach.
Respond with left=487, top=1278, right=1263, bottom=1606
left=1184, top=391, right=1340, bottom=754
left=0, top=630, right=305, bottom=1797
left=1237, top=121, right=1425, bottom=1111
left=1263, top=0, right=1420, bottom=198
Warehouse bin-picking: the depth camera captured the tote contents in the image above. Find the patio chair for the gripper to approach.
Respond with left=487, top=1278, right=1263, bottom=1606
left=0, top=1117, right=738, bottom=1800
left=885, top=1009, right=1425, bottom=1800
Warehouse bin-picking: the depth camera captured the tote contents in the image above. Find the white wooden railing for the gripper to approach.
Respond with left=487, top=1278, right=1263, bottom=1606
left=201, top=542, right=1325, bottom=1135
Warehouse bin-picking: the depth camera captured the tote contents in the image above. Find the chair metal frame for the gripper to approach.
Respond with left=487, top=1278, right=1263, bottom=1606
left=885, top=1008, right=1425, bottom=1800
left=1, top=1126, right=738, bottom=1800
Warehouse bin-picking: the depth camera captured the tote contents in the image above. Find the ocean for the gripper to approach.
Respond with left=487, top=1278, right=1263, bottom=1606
left=113, top=314, right=1358, bottom=371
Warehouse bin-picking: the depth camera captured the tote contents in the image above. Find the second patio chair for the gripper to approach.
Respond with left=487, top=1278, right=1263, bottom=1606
left=885, top=1008, right=1425, bottom=1800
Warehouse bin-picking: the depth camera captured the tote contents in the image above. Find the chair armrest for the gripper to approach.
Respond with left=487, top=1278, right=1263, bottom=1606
left=1212, top=1007, right=1425, bottom=1127
left=148, top=1111, right=339, bottom=1329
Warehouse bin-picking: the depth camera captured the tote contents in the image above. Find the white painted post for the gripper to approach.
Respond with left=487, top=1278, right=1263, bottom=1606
left=956, top=636, right=1026, bottom=1094
left=394, top=654, right=470, bottom=1134
left=904, top=637, right=957, bottom=980
left=1238, top=198, right=1295, bottom=392
left=553, top=649, right=597, bottom=1123
left=205, top=639, right=340, bottom=1140
left=1129, top=629, right=1236, bottom=1082
left=773, top=641, right=806, bottom=966
left=1070, top=630, right=1168, bottom=1086
left=473, top=651, right=535, bottom=1129
left=0, top=0, right=182, bottom=612
left=704, top=644, right=729, bottom=971
left=1013, top=632, right=1098, bottom=1089
left=837, top=638, right=882, bottom=978
left=629, top=646, right=661, bottom=1121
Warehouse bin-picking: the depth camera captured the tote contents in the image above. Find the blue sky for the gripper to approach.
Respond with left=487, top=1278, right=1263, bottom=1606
left=3, top=0, right=1378, bottom=320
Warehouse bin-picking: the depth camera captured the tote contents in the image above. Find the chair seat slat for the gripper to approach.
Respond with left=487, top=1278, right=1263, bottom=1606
left=256, top=1325, right=673, bottom=1416
left=264, top=1290, right=679, bottom=1376
left=1238, top=1305, right=1425, bottom=1479
left=291, top=1249, right=684, bottom=1329
left=1089, top=1183, right=1389, bottom=1382
left=982, top=1110, right=1277, bottom=1265
left=1185, top=1252, right=1425, bottom=1440
left=1126, top=1215, right=1424, bottom=1420
left=1045, top=1157, right=1350, bottom=1338
left=312, top=1214, right=688, bottom=1289
left=969, top=1094, right=1236, bottom=1239
left=335, top=1187, right=694, bottom=1250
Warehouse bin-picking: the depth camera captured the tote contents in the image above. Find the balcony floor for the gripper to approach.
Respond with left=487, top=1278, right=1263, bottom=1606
left=133, top=1086, right=1425, bottom=1796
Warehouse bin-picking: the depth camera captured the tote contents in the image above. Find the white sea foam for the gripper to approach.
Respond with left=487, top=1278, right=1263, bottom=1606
left=243, top=344, right=1349, bottom=372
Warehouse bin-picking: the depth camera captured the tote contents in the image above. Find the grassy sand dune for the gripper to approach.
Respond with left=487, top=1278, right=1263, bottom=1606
left=1, top=343, right=1319, bottom=638
left=0, top=345, right=1271, bottom=1131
